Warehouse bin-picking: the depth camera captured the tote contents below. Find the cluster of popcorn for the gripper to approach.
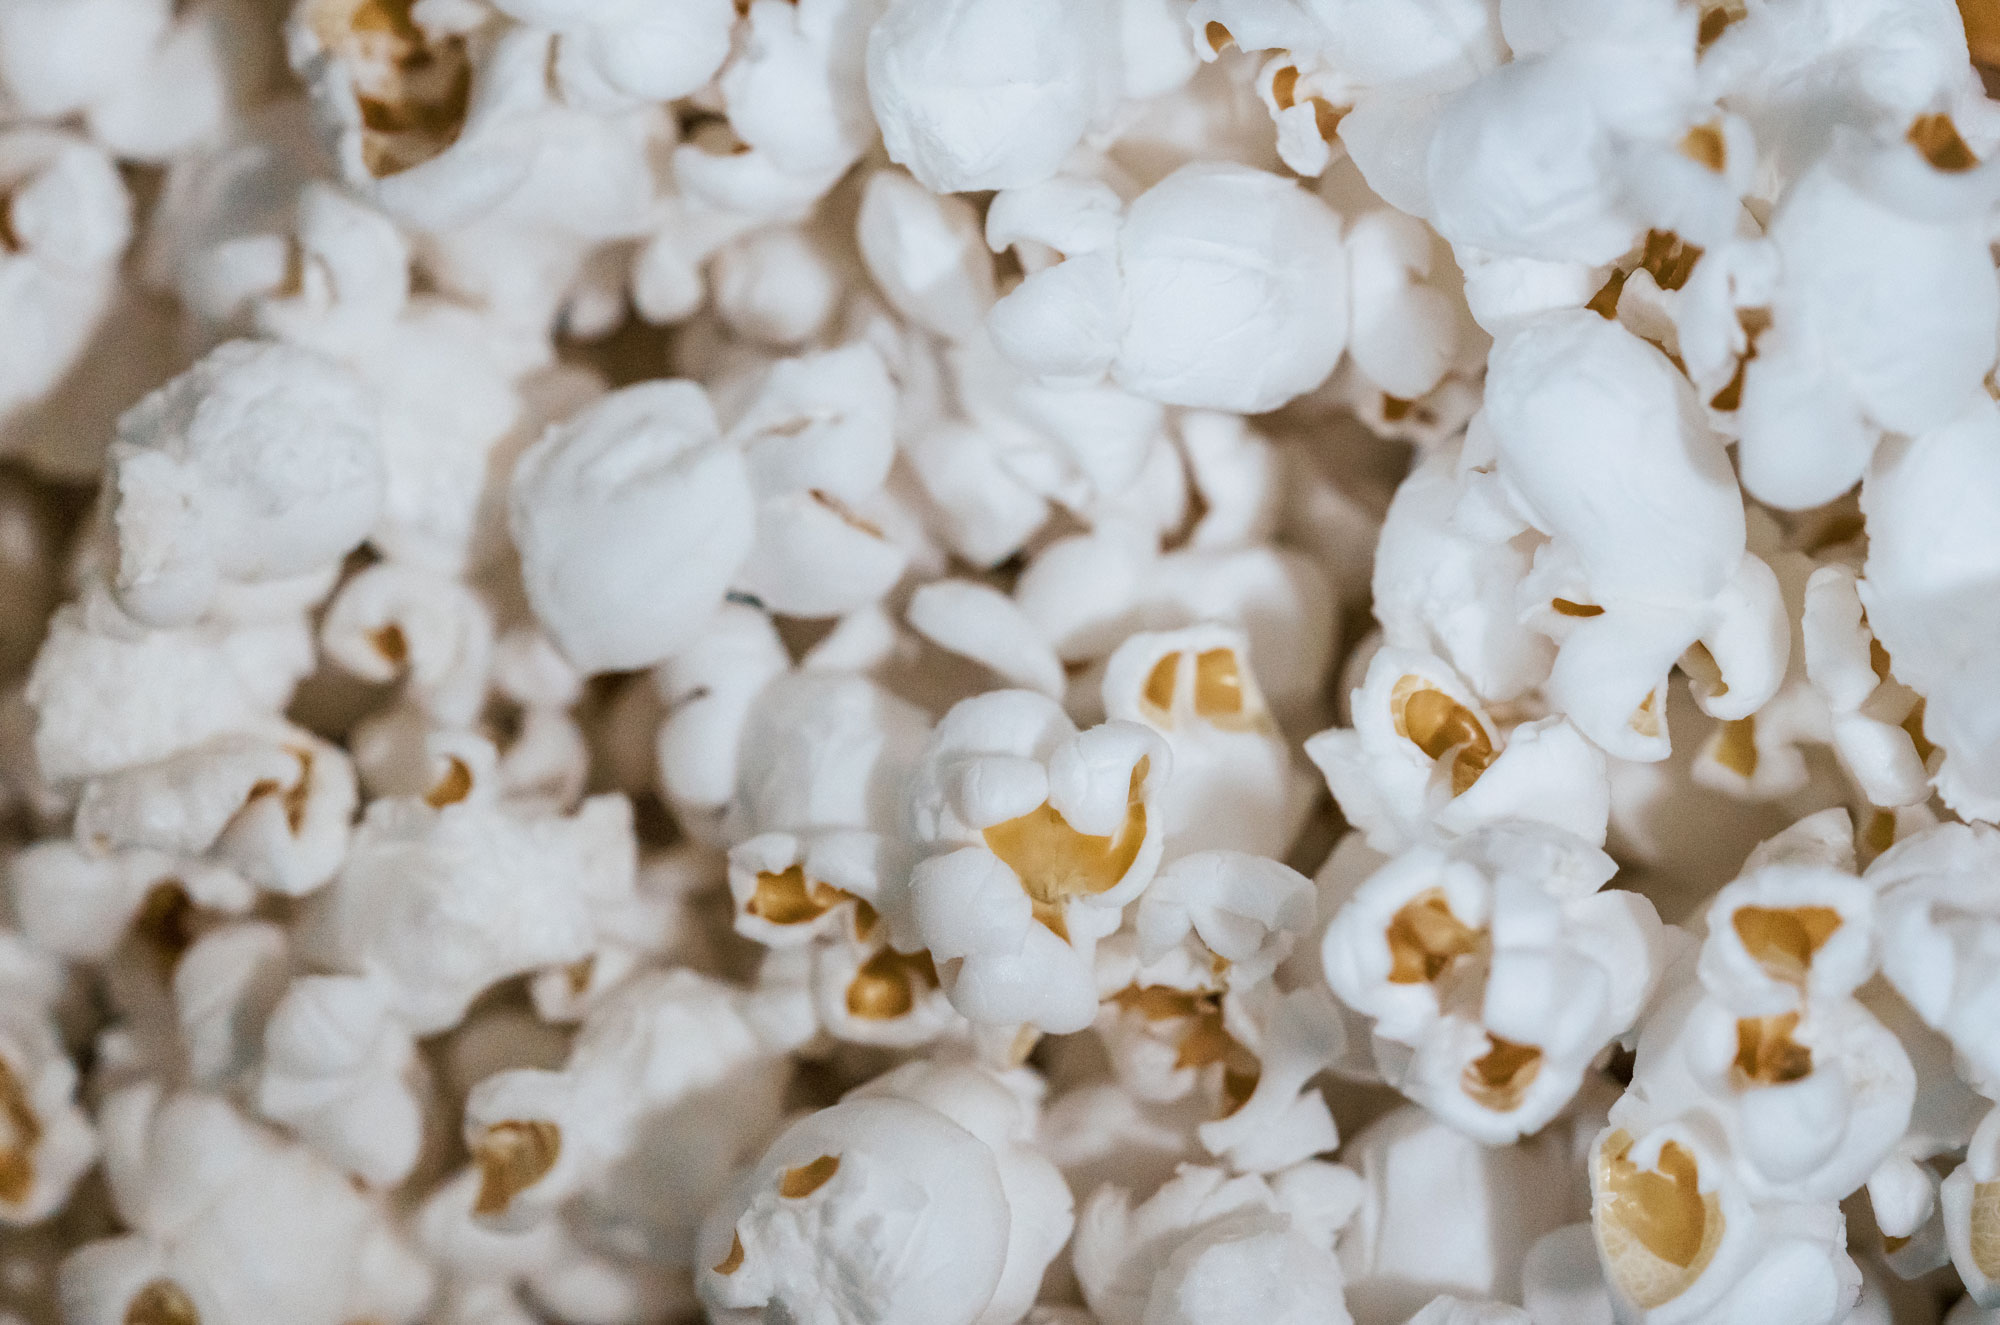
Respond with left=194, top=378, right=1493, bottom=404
left=5, top=0, right=2000, bottom=1324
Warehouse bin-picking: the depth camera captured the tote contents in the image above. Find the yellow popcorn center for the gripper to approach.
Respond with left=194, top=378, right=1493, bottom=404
left=1384, top=889, right=1481, bottom=985
left=1110, top=985, right=1261, bottom=1115
left=1734, top=1012, right=1813, bottom=1085
left=747, top=865, right=858, bottom=926
left=1595, top=1131, right=1726, bottom=1309
left=1141, top=648, right=1264, bottom=730
left=472, top=1119, right=561, bottom=1215
left=1709, top=308, right=1771, bottom=411
left=0, top=1055, right=41, bottom=1207
left=367, top=623, right=408, bottom=666
left=714, top=1231, right=746, bottom=1275
left=1462, top=1036, right=1542, bottom=1111
left=1680, top=123, right=1727, bottom=172
left=1629, top=690, right=1663, bottom=739
left=125, top=1280, right=200, bottom=1325
left=779, top=1154, right=840, bottom=1198
left=246, top=747, right=314, bottom=833
left=1910, top=114, right=1980, bottom=171
left=424, top=754, right=474, bottom=808
left=1194, top=649, right=1245, bottom=717
left=1714, top=716, right=1758, bottom=778
left=1965, top=0, right=2000, bottom=71
left=1696, top=3, right=1745, bottom=53
left=1270, top=65, right=1348, bottom=140
left=1205, top=21, right=1234, bottom=53
left=134, top=880, right=199, bottom=978
left=1551, top=598, right=1604, bottom=617
left=1731, top=905, right=1841, bottom=985
left=1391, top=676, right=1496, bottom=797
left=314, top=0, right=472, bottom=179
left=845, top=948, right=939, bottom=1020
left=982, top=759, right=1150, bottom=940
left=1972, top=1179, right=2000, bottom=1278
left=1639, top=229, right=1703, bottom=293
left=1143, top=654, right=1180, bottom=716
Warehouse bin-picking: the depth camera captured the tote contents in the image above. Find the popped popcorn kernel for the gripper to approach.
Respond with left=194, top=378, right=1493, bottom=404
left=1593, top=1131, right=1725, bottom=1310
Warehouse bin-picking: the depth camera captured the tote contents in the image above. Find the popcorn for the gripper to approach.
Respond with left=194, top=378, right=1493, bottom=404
left=57, top=1086, right=431, bottom=1325
left=0, top=129, right=133, bottom=438
left=866, top=0, right=1114, bottom=194
left=1476, top=310, right=1787, bottom=761
left=13, top=0, right=2000, bottom=1316
left=904, top=690, right=1170, bottom=1034
left=511, top=380, right=756, bottom=673
left=1321, top=824, right=1664, bottom=1142
left=1073, top=1161, right=1360, bottom=1325
left=988, top=162, right=1350, bottom=412
left=698, top=1059, right=1072, bottom=1325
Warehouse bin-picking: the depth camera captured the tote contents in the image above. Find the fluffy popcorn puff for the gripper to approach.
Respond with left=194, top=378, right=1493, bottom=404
left=0, top=930, right=95, bottom=1225
left=866, top=0, right=1114, bottom=194
left=511, top=379, right=756, bottom=674
left=1073, top=1161, right=1362, bottom=1325
left=493, top=0, right=734, bottom=106
left=459, top=967, right=808, bottom=1237
left=106, top=338, right=384, bottom=629
left=987, top=162, right=1349, bottom=412
left=1871, top=822, right=2000, bottom=1094
left=57, top=1085, right=431, bottom=1325
left=698, top=1059, right=1073, bottom=1325
left=1308, top=645, right=1610, bottom=856
left=291, top=742, right=642, bottom=1034
left=1100, top=625, right=1305, bottom=859
left=1856, top=402, right=2000, bottom=822
left=1473, top=310, right=1788, bottom=761
left=0, top=128, right=132, bottom=433
left=903, top=689, right=1170, bottom=1035
left=1321, top=822, right=1664, bottom=1143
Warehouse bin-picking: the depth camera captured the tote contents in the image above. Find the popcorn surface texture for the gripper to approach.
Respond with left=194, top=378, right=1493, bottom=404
left=6, top=2, right=2000, bottom=1325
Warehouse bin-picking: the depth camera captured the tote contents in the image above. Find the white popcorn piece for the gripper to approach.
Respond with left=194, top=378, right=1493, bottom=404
left=725, top=342, right=909, bottom=618
left=1073, top=1161, right=1360, bottom=1325
left=1477, top=310, right=1787, bottom=760
left=320, top=559, right=493, bottom=728
left=1339, top=1103, right=1575, bottom=1320
left=1308, top=645, right=1608, bottom=856
left=1728, top=153, right=1998, bottom=511
left=496, top=0, right=733, bottom=105
left=989, top=162, right=1349, bottom=412
left=288, top=0, right=548, bottom=232
left=1586, top=1117, right=1861, bottom=1325
left=1102, top=626, right=1305, bottom=860
left=722, top=0, right=882, bottom=192
left=0, top=129, right=132, bottom=435
left=255, top=969, right=426, bottom=1186
left=462, top=966, right=807, bottom=1234
left=1322, top=824, right=1663, bottom=1142
left=1857, top=404, right=2000, bottom=822
left=58, top=1086, right=431, bottom=1325
left=699, top=1059, right=1071, bottom=1325
left=294, top=764, right=639, bottom=1033
left=0, top=930, right=95, bottom=1226
left=1943, top=1104, right=2000, bottom=1308
left=1369, top=440, right=1553, bottom=705
left=1871, top=822, right=2000, bottom=1093
left=908, top=579, right=1069, bottom=699
left=72, top=728, right=358, bottom=898
left=1799, top=565, right=1930, bottom=811
left=511, top=380, right=756, bottom=673
left=27, top=579, right=315, bottom=784
left=905, top=689, right=1170, bottom=1034
left=866, top=0, right=1114, bottom=194
left=856, top=169, right=997, bottom=342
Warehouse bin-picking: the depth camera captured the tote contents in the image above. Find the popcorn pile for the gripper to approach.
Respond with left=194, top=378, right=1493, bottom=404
left=7, top=0, right=2000, bottom=1323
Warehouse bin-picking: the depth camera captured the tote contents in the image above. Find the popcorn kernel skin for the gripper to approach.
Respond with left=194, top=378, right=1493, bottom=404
left=778, top=1154, right=841, bottom=1198
left=472, top=1120, right=562, bottom=1216
left=124, top=1280, right=200, bottom=1325
left=1731, top=905, right=1842, bottom=985
left=0, top=1055, right=40, bottom=1207
left=1596, top=1132, right=1726, bottom=1310
left=983, top=760, right=1150, bottom=938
